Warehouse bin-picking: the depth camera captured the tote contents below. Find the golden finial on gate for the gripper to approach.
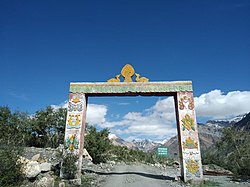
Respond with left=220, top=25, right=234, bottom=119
left=107, top=64, right=149, bottom=82
left=121, top=64, right=135, bottom=82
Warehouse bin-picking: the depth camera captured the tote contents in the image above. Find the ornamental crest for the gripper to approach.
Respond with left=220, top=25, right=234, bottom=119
left=107, top=64, right=149, bottom=82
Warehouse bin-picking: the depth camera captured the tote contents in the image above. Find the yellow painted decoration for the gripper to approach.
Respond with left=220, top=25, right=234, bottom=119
left=107, top=74, right=121, bottom=82
left=186, top=160, right=199, bottom=174
left=135, top=73, right=149, bottom=82
left=68, top=114, right=81, bottom=127
left=121, top=64, right=135, bottom=82
left=179, top=96, right=194, bottom=110
left=182, top=137, right=198, bottom=150
left=107, top=64, right=149, bottom=82
left=72, top=96, right=80, bottom=104
left=181, top=114, right=195, bottom=131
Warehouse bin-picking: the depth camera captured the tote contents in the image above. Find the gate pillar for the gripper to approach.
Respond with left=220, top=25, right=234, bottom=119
left=60, top=92, right=87, bottom=184
left=174, top=92, right=203, bottom=183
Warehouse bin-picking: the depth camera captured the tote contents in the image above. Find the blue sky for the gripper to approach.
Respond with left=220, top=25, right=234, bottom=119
left=1, top=1, right=250, bottom=141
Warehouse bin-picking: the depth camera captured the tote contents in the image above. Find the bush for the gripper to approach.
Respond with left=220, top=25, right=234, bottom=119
left=0, top=147, right=24, bottom=186
left=61, top=153, right=79, bottom=180
left=84, top=126, right=111, bottom=164
left=0, top=107, right=25, bottom=186
left=202, top=127, right=250, bottom=176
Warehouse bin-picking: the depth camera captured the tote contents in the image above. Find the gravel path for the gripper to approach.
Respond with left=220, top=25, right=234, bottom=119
left=83, top=162, right=250, bottom=187
left=98, top=163, right=183, bottom=187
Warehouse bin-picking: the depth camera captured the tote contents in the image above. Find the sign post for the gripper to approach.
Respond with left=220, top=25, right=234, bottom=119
left=157, top=147, right=168, bottom=156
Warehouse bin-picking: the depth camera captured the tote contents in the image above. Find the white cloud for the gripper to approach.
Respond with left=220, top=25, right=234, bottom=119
left=101, top=103, right=177, bottom=140
left=195, top=90, right=250, bottom=119
left=51, top=101, right=68, bottom=110
left=117, top=102, right=130, bottom=106
left=86, top=104, right=107, bottom=125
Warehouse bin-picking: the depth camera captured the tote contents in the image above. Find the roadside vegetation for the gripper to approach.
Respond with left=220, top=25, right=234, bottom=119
left=202, top=127, right=250, bottom=176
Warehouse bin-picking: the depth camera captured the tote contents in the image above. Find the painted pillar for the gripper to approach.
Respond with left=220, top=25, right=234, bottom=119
left=61, top=92, right=87, bottom=184
left=174, top=92, right=203, bottom=183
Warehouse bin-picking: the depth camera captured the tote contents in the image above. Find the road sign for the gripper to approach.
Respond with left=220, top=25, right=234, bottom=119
left=157, top=147, right=168, bottom=156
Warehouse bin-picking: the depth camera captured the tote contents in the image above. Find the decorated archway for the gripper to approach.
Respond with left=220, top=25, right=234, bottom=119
left=61, top=64, right=203, bottom=184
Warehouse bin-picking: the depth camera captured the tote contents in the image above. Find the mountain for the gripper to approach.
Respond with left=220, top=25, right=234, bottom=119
left=108, top=134, right=137, bottom=150
left=108, top=134, right=162, bottom=152
left=206, top=113, right=246, bottom=128
left=233, top=112, right=250, bottom=131
left=132, top=139, right=162, bottom=152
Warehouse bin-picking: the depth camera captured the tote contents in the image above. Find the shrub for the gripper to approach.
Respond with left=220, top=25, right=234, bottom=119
left=61, top=153, right=79, bottom=180
left=84, top=126, right=111, bottom=164
left=0, top=106, right=25, bottom=186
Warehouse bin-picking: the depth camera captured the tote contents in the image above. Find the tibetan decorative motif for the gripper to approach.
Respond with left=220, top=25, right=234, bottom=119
left=135, top=73, right=149, bottom=82
left=68, top=101, right=82, bottom=112
left=179, top=96, right=194, bottom=110
left=181, top=114, right=195, bottom=131
left=186, top=159, right=199, bottom=174
left=121, top=64, right=135, bottom=82
left=64, top=134, right=79, bottom=152
left=107, top=64, right=149, bottom=82
left=107, top=74, right=121, bottom=82
left=72, top=96, right=81, bottom=104
left=67, top=114, right=81, bottom=129
left=183, top=137, right=198, bottom=150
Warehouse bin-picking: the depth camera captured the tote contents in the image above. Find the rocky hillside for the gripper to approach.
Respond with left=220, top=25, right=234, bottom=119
left=108, top=134, right=163, bottom=152
left=132, top=139, right=162, bottom=152
left=233, top=112, right=250, bottom=131
left=108, top=134, right=137, bottom=150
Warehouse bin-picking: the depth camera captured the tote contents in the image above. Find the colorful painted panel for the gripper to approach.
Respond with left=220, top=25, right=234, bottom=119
left=185, top=159, right=201, bottom=178
left=181, top=114, right=195, bottom=131
left=68, top=101, right=83, bottom=112
left=182, top=137, right=198, bottom=150
left=186, top=159, right=199, bottom=174
left=67, top=114, right=81, bottom=129
left=179, top=95, right=194, bottom=110
left=64, top=134, right=79, bottom=152
left=70, top=81, right=193, bottom=94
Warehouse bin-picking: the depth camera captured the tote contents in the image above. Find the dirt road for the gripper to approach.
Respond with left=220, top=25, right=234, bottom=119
left=83, top=162, right=250, bottom=187
left=98, top=163, right=180, bottom=187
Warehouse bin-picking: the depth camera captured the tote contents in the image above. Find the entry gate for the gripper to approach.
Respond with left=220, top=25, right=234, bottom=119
left=61, top=64, right=203, bottom=184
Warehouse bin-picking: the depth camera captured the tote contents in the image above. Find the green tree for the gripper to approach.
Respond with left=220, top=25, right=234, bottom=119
left=28, top=106, right=66, bottom=148
left=84, top=126, right=111, bottom=164
left=0, top=106, right=26, bottom=186
left=202, top=127, right=250, bottom=176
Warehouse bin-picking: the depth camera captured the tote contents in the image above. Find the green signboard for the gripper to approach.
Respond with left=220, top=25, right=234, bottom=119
left=157, top=147, right=168, bottom=156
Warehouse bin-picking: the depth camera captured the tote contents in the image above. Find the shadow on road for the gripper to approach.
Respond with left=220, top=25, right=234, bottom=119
left=83, top=169, right=175, bottom=181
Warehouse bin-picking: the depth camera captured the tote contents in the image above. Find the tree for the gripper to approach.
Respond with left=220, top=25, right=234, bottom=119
left=28, top=106, right=66, bottom=148
left=84, top=126, right=111, bottom=164
left=202, top=127, right=250, bottom=176
left=0, top=106, right=26, bottom=186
